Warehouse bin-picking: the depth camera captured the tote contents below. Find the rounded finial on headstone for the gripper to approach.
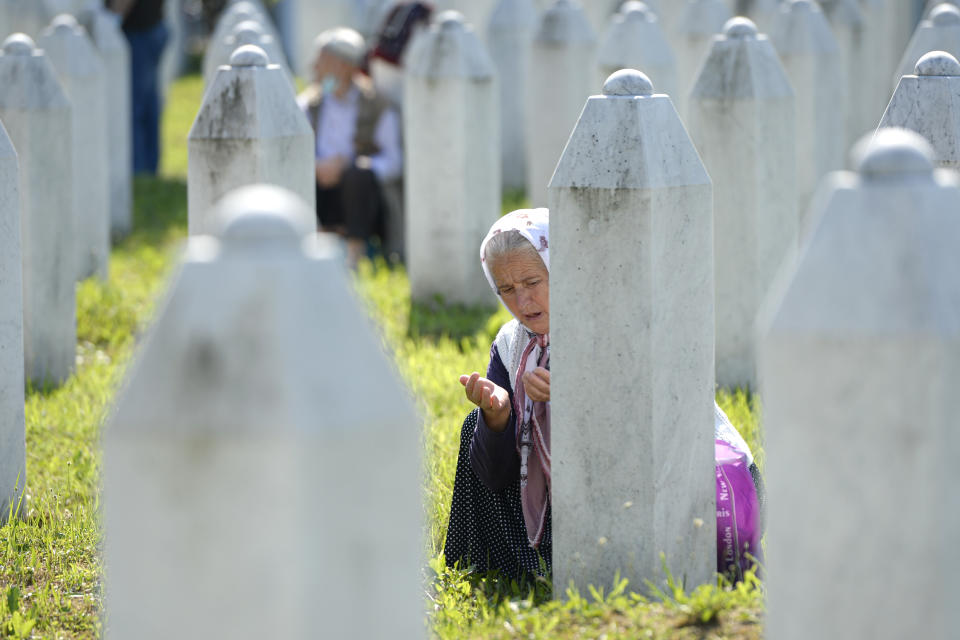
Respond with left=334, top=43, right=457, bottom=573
left=436, top=10, right=466, bottom=29
left=2, top=33, right=35, bottom=56
left=930, top=3, right=960, bottom=25
left=216, top=185, right=315, bottom=245
left=724, top=17, right=758, bottom=39
left=229, top=44, right=269, bottom=67
left=232, top=19, right=266, bottom=39
left=915, top=50, right=960, bottom=76
left=49, top=13, right=80, bottom=33
left=619, top=1, right=653, bottom=19
left=856, top=128, right=936, bottom=180
left=602, top=69, right=654, bottom=96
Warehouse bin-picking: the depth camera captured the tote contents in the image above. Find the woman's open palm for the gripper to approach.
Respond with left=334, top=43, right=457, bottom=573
left=459, top=372, right=511, bottom=431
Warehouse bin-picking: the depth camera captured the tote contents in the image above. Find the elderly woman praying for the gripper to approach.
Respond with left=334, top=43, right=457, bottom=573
left=444, top=209, right=764, bottom=581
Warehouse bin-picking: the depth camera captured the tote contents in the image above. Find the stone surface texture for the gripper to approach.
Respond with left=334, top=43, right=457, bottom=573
left=819, top=0, right=867, bottom=143
left=80, top=4, right=132, bottom=239
left=0, top=0, right=52, bottom=37
left=674, top=0, right=732, bottom=117
left=689, top=17, right=797, bottom=390
left=486, top=0, right=538, bottom=191
left=772, top=0, right=845, bottom=227
left=0, top=34, right=75, bottom=385
left=0, top=119, right=24, bottom=523
left=760, top=127, right=960, bottom=640
left=596, top=2, right=677, bottom=100
left=38, top=14, right=110, bottom=281
left=404, top=12, right=500, bottom=305
left=880, top=51, right=960, bottom=169
left=203, top=18, right=290, bottom=87
left=188, top=45, right=315, bottom=236
left=549, top=69, right=716, bottom=595
left=895, top=4, right=960, bottom=90
left=526, top=0, right=595, bottom=207
left=105, top=185, right=422, bottom=640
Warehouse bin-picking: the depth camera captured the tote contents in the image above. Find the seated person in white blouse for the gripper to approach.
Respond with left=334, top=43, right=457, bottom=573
left=297, top=27, right=402, bottom=267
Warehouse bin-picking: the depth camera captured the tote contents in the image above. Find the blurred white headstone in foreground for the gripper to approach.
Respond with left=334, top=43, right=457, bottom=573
left=689, top=17, right=797, bottom=390
left=761, top=127, right=960, bottom=640
left=0, top=119, right=24, bottom=523
left=550, top=69, right=715, bottom=595
left=188, top=45, right=315, bottom=236
left=105, top=185, right=423, bottom=640
left=526, top=0, right=595, bottom=207
left=0, top=34, right=75, bottom=385
left=405, top=11, right=500, bottom=305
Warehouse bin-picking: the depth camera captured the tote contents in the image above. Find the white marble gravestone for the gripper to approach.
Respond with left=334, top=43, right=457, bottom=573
left=858, top=0, right=894, bottom=129
left=487, top=0, right=538, bottom=192
left=38, top=14, right=110, bottom=281
left=895, top=4, right=960, bottom=90
left=689, top=17, right=797, bottom=390
left=819, top=0, right=868, bottom=143
left=526, top=0, right=595, bottom=207
left=0, top=0, right=51, bottom=37
left=104, top=185, right=422, bottom=640
left=742, top=0, right=781, bottom=34
left=760, top=127, right=960, bottom=640
left=0, top=119, right=24, bottom=523
left=550, top=69, right=715, bottom=594
left=597, top=2, right=677, bottom=100
left=880, top=51, right=960, bottom=169
left=211, top=0, right=283, bottom=67
left=674, top=0, right=732, bottom=117
left=203, top=18, right=290, bottom=87
left=0, top=34, right=75, bottom=385
left=187, top=46, right=314, bottom=236
left=405, top=12, right=499, bottom=305
left=80, top=5, right=132, bottom=239
left=772, top=0, right=845, bottom=227
left=925, top=0, right=960, bottom=17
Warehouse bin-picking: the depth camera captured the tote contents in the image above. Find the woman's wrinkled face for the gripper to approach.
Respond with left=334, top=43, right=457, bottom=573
left=490, top=249, right=550, bottom=335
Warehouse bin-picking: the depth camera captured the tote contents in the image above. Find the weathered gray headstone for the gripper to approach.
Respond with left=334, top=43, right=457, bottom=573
left=202, top=18, right=290, bottom=88
left=38, top=14, right=110, bottom=281
left=772, top=0, right=845, bottom=226
left=486, top=0, right=538, bottom=192
left=405, top=12, right=500, bottom=305
left=760, top=127, right=960, bottom=640
left=0, top=119, right=24, bottom=523
left=80, top=5, right=132, bottom=239
left=894, top=3, right=960, bottom=90
left=526, top=0, right=595, bottom=207
left=0, top=34, right=75, bottom=385
left=550, top=69, right=715, bottom=594
left=104, top=184, right=422, bottom=640
left=880, top=51, right=960, bottom=169
left=187, top=45, right=315, bottom=236
left=689, top=17, right=797, bottom=390
left=674, top=0, right=732, bottom=117
left=596, top=2, right=677, bottom=100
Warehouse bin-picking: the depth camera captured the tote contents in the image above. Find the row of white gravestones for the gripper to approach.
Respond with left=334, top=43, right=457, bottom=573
left=688, top=17, right=797, bottom=390
left=881, top=50, right=960, bottom=169
left=0, top=118, right=24, bottom=525
left=38, top=14, right=109, bottom=281
left=187, top=45, right=314, bottom=236
left=0, top=34, right=75, bottom=386
left=525, top=0, right=594, bottom=207
left=597, top=2, right=677, bottom=101
left=896, top=3, right=960, bottom=91
left=772, top=0, right=845, bottom=228
left=404, top=11, right=500, bottom=306
left=762, top=127, right=960, bottom=640
left=203, top=13, right=291, bottom=87
left=104, top=184, right=423, bottom=640
left=673, top=0, right=731, bottom=118
left=550, top=69, right=716, bottom=593
left=210, top=0, right=284, bottom=68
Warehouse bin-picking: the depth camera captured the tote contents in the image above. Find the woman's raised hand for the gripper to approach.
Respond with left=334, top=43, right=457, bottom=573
left=522, top=367, right=550, bottom=403
left=459, top=373, right=511, bottom=432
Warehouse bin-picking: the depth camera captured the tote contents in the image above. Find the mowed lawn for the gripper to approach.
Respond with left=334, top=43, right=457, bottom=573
left=0, top=74, right=765, bottom=639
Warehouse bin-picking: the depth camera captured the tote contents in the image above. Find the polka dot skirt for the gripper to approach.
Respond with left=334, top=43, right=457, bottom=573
left=444, top=409, right=552, bottom=579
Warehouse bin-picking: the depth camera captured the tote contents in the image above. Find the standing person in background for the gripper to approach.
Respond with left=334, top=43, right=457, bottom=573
left=297, top=27, right=402, bottom=268
left=109, top=0, right=168, bottom=175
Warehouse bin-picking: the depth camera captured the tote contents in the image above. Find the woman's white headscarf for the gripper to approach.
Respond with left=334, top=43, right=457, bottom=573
left=480, top=208, right=551, bottom=548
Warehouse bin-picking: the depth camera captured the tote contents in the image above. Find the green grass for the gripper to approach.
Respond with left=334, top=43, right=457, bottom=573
left=0, top=74, right=765, bottom=638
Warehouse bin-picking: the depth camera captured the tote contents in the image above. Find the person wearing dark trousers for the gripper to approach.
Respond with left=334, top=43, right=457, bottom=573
left=110, top=0, right=168, bottom=175
left=297, top=27, right=402, bottom=268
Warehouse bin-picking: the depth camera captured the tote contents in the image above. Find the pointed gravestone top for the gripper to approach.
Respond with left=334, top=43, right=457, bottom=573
left=596, top=2, right=674, bottom=83
left=407, top=11, right=494, bottom=79
left=916, top=48, right=960, bottom=76
left=2, top=33, right=34, bottom=56
left=725, top=16, right=759, bottom=39
left=537, top=0, right=595, bottom=44
left=858, top=128, right=936, bottom=179
left=602, top=68, right=654, bottom=95
left=216, top=184, right=314, bottom=247
left=775, top=0, right=839, bottom=55
left=931, top=3, right=960, bottom=26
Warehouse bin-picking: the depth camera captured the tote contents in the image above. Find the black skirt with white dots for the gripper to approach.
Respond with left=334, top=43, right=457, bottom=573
left=443, top=409, right=552, bottom=580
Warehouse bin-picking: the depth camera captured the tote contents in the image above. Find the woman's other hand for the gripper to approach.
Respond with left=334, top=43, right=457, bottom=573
left=459, top=373, right=511, bottom=432
left=522, top=367, right=550, bottom=403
